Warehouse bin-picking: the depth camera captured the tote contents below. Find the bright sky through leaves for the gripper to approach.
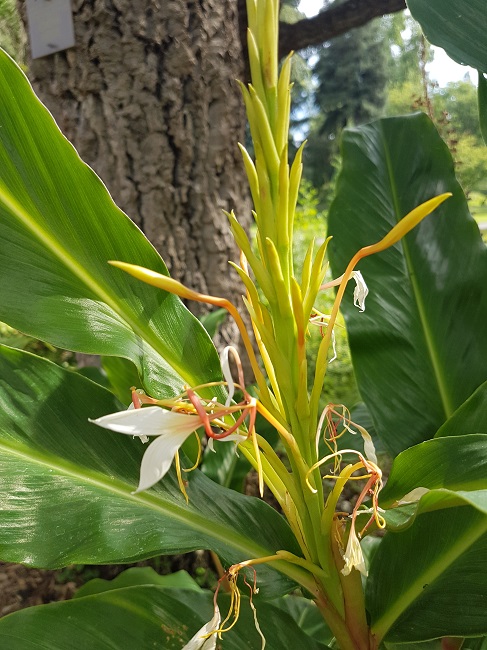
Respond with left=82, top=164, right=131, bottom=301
left=297, top=0, right=475, bottom=87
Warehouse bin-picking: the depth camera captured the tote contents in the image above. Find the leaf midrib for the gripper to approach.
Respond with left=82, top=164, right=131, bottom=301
left=380, top=123, right=454, bottom=419
left=0, top=184, right=198, bottom=388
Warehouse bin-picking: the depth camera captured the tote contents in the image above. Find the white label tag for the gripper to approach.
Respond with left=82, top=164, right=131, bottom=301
left=26, top=0, right=75, bottom=59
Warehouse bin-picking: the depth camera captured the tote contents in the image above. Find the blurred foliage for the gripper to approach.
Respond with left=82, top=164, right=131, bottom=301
left=0, top=322, right=76, bottom=366
left=381, top=11, right=432, bottom=89
left=302, top=6, right=388, bottom=201
left=0, top=0, right=25, bottom=64
left=385, top=76, right=487, bottom=198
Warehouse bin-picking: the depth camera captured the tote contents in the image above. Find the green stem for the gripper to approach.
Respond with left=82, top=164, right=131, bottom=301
left=331, top=520, right=370, bottom=650
left=314, top=588, right=364, bottom=650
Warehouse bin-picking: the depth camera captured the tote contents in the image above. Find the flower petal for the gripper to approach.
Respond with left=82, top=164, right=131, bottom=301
left=342, top=528, right=367, bottom=576
left=221, top=347, right=236, bottom=407
left=182, top=606, right=221, bottom=650
left=351, top=270, right=368, bottom=312
left=136, top=428, right=194, bottom=492
left=90, top=406, right=201, bottom=438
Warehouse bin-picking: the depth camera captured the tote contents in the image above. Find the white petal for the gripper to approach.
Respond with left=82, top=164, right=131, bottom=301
left=357, top=426, right=378, bottom=465
left=219, top=432, right=246, bottom=444
left=329, top=327, right=337, bottom=363
left=351, top=270, right=369, bottom=312
left=90, top=406, right=201, bottom=438
left=135, top=428, right=193, bottom=492
left=397, top=487, right=430, bottom=505
left=125, top=404, right=149, bottom=442
left=221, top=346, right=235, bottom=406
left=182, top=606, right=220, bottom=650
left=341, top=529, right=367, bottom=577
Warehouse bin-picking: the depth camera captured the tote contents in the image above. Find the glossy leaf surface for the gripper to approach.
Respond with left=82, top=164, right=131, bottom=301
left=407, top=0, right=487, bottom=72
left=328, top=114, right=487, bottom=455
left=367, top=506, right=487, bottom=643
left=0, top=586, right=330, bottom=650
left=435, top=380, right=487, bottom=438
left=0, top=49, right=222, bottom=399
left=0, top=346, right=300, bottom=596
left=379, top=434, right=487, bottom=508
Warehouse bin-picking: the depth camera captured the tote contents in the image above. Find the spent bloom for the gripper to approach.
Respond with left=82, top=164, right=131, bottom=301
left=182, top=606, right=221, bottom=650
left=320, top=270, right=369, bottom=312
left=341, top=523, right=367, bottom=577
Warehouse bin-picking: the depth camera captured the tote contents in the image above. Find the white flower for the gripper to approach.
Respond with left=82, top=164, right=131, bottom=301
left=341, top=527, right=367, bottom=577
left=90, top=406, right=203, bottom=492
left=351, top=270, right=368, bottom=312
left=319, top=269, right=369, bottom=311
left=182, top=606, right=220, bottom=650
left=126, top=402, right=149, bottom=442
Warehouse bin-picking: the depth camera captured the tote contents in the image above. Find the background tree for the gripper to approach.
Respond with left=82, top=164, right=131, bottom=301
left=0, top=0, right=24, bottom=61
left=303, top=4, right=388, bottom=196
left=14, top=0, right=406, bottom=346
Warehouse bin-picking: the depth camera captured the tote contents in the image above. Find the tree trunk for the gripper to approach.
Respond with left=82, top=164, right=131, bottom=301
left=24, top=0, right=250, bottom=353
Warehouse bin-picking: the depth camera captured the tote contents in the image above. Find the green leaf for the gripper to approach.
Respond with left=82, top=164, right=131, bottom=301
left=407, top=0, right=487, bottom=72
left=328, top=114, right=487, bottom=456
left=0, top=586, right=331, bottom=649
left=385, top=641, right=442, bottom=650
left=465, top=638, right=487, bottom=650
left=380, top=435, right=487, bottom=508
left=201, top=440, right=251, bottom=491
left=367, top=506, right=487, bottom=643
left=101, top=356, right=141, bottom=405
left=272, top=595, right=333, bottom=645
left=74, top=567, right=201, bottom=598
left=478, top=72, right=487, bottom=146
left=199, top=308, right=228, bottom=338
left=0, top=48, right=222, bottom=399
left=0, top=346, right=301, bottom=597
left=435, top=380, right=487, bottom=438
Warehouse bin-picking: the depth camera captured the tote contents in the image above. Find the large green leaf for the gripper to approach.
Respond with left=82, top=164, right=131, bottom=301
left=0, top=585, right=330, bottom=649
left=435, top=381, right=487, bottom=438
left=0, top=48, right=222, bottom=399
left=366, top=506, right=487, bottom=643
left=328, top=114, right=487, bottom=456
left=0, top=346, right=301, bottom=596
left=479, top=73, right=487, bottom=146
left=381, top=488, right=487, bottom=532
left=407, top=0, right=487, bottom=72
left=272, top=595, right=333, bottom=645
left=74, top=567, right=201, bottom=598
left=379, top=435, right=487, bottom=508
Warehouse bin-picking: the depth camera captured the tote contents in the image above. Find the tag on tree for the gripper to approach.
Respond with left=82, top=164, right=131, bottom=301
left=25, top=0, right=75, bottom=59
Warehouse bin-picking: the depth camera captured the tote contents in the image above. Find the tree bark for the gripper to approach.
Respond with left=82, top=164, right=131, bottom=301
left=25, top=0, right=250, bottom=352
left=21, top=0, right=407, bottom=370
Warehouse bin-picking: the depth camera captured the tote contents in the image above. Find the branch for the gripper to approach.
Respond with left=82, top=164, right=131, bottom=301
left=279, top=0, right=407, bottom=58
